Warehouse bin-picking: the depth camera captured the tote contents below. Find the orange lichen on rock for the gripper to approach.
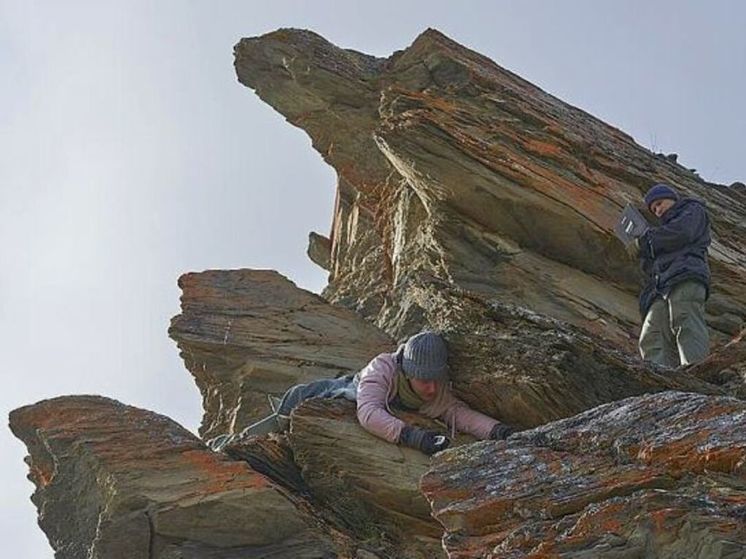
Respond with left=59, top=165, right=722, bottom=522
left=423, top=392, right=746, bottom=558
left=10, top=395, right=331, bottom=558
left=180, top=449, right=272, bottom=492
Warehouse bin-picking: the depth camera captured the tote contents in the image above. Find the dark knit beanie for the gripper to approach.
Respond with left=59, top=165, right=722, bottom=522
left=644, top=183, right=679, bottom=209
left=400, top=331, right=449, bottom=380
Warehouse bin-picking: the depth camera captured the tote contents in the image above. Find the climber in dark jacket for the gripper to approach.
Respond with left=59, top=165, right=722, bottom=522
left=634, top=183, right=711, bottom=366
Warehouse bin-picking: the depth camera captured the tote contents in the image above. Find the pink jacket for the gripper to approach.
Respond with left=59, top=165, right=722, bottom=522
left=356, top=352, right=499, bottom=444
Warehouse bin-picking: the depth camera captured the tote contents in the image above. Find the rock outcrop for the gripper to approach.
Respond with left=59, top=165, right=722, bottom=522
left=223, top=399, right=469, bottom=558
left=422, top=391, right=746, bottom=558
left=169, top=269, right=392, bottom=439
left=166, top=267, right=737, bottom=557
left=10, top=28, right=746, bottom=559
left=8, top=396, right=334, bottom=558
left=233, top=28, right=746, bottom=347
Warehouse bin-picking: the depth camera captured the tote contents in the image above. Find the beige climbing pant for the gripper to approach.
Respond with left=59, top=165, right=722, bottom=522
left=639, top=280, right=709, bottom=367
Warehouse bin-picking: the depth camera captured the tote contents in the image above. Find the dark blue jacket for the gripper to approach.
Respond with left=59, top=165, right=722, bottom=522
left=638, top=198, right=711, bottom=317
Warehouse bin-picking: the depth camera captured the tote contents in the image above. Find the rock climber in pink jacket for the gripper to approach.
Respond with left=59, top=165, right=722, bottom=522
left=209, top=331, right=513, bottom=455
left=356, top=331, right=513, bottom=455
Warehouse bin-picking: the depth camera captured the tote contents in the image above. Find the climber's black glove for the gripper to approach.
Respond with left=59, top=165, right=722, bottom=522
left=399, top=425, right=450, bottom=455
left=489, top=423, right=515, bottom=441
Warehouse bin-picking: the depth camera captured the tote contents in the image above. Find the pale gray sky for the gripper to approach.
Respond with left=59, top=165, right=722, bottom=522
left=2, top=1, right=744, bottom=556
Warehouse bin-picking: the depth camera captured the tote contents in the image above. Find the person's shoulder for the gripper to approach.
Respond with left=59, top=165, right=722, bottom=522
left=665, top=197, right=707, bottom=221
left=678, top=197, right=707, bottom=211
left=372, top=351, right=397, bottom=366
left=361, top=352, right=397, bottom=377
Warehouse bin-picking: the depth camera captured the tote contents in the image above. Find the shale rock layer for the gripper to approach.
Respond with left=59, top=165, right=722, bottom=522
left=422, top=391, right=746, bottom=559
left=9, top=396, right=333, bottom=559
left=235, top=28, right=746, bottom=346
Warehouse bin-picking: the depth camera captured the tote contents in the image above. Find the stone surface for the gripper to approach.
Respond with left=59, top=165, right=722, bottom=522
left=11, top=27, right=746, bottom=559
left=289, top=400, right=438, bottom=537
left=174, top=266, right=724, bottom=437
left=687, top=329, right=746, bottom=393
left=9, top=396, right=333, bottom=559
left=308, top=231, right=333, bottom=271
left=167, top=267, right=735, bottom=556
left=224, top=399, right=465, bottom=559
left=168, top=269, right=392, bottom=439
left=422, top=391, right=746, bottom=559
left=234, top=28, right=746, bottom=347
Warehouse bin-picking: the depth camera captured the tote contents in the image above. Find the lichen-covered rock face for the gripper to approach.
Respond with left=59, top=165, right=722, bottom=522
left=234, top=28, right=746, bottom=345
left=8, top=396, right=334, bottom=559
left=422, top=391, right=746, bottom=559
left=163, top=265, right=737, bottom=557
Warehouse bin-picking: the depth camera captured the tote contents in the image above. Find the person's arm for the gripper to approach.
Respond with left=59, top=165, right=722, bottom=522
left=356, top=357, right=451, bottom=454
left=440, top=393, right=503, bottom=440
left=642, top=204, right=709, bottom=257
left=356, top=356, right=407, bottom=444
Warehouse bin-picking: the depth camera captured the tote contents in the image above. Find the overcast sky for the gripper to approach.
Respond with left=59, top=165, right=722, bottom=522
left=2, top=1, right=744, bottom=556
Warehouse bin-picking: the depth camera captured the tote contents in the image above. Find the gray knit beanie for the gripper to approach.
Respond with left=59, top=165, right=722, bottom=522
left=400, top=331, right=449, bottom=380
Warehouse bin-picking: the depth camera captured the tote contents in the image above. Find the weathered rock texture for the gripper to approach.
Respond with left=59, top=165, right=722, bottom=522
left=165, top=266, right=736, bottom=557
left=8, top=396, right=334, bottom=558
left=163, top=267, right=741, bottom=557
left=308, top=231, right=332, bottom=271
left=422, top=391, right=746, bottom=558
left=223, top=398, right=478, bottom=558
left=169, top=269, right=392, bottom=439
left=234, top=28, right=746, bottom=346
left=11, top=28, right=746, bottom=559
left=181, top=27, right=746, bottom=558
left=172, top=269, right=722, bottom=437
left=688, top=328, right=746, bottom=395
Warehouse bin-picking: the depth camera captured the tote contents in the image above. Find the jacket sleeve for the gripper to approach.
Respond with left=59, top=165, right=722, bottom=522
left=440, top=393, right=499, bottom=440
left=643, top=204, right=708, bottom=257
left=356, top=356, right=406, bottom=444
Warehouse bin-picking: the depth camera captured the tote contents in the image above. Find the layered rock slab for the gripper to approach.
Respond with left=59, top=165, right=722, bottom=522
left=224, top=399, right=472, bottom=559
left=234, top=28, right=746, bottom=345
left=422, top=391, right=746, bottom=558
left=167, top=265, right=731, bottom=555
left=9, top=396, right=333, bottom=559
left=12, top=27, right=746, bottom=559
left=172, top=268, right=723, bottom=442
left=688, top=328, right=746, bottom=398
left=168, top=269, right=393, bottom=439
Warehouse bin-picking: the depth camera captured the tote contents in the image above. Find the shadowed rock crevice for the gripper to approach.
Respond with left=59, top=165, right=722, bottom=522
left=169, top=269, right=393, bottom=440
